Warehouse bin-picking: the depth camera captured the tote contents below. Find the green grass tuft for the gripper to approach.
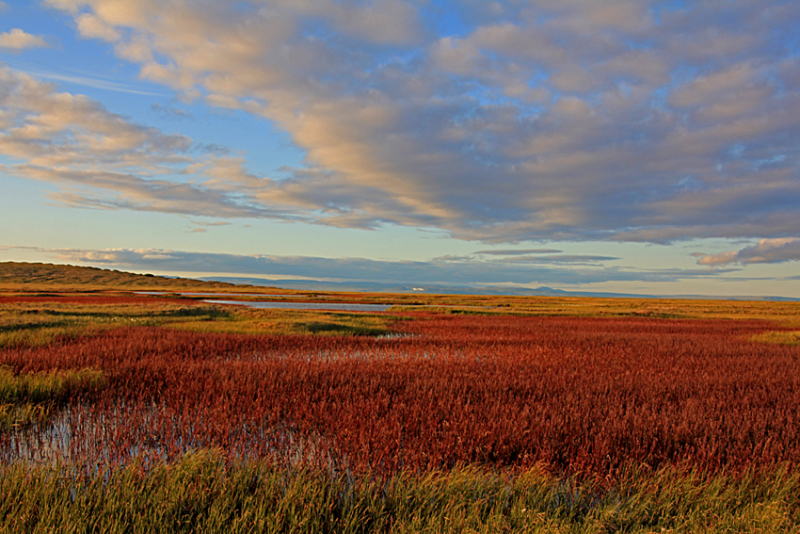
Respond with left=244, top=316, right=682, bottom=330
left=0, top=366, right=105, bottom=429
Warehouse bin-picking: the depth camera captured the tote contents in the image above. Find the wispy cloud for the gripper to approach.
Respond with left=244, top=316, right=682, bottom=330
left=16, top=67, right=168, bottom=96
left=474, top=249, right=563, bottom=256
left=150, top=103, right=191, bottom=119
left=696, top=238, right=800, bottom=266
left=440, top=253, right=619, bottom=265
left=186, top=220, right=231, bottom=234
left=0, top=66, right=297, bottom=220
left=494, top=255, right=620, bottom=265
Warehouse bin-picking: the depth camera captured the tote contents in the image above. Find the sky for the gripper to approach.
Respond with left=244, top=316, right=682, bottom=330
left=1, top=0, right=799, bottom=298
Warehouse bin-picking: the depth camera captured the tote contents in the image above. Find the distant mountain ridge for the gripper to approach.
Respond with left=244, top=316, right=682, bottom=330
left=1, top=262, right=795, bottom=301
left=0, top=262, right=247, bottom=291
left=203, top=276, right=800, bottom=302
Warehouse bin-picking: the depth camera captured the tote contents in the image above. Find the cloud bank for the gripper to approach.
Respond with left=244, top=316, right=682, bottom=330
left=696, top=238, right=800, bottom=266
left=5, top=246, right=735, bottom=288
left=3, top=0, right=799, bottom=245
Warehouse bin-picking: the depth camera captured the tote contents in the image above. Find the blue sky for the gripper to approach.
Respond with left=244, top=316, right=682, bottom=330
left=1, top=0, right=799, bottom=297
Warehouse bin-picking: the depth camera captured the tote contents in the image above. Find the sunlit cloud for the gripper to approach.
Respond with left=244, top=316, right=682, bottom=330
left=9, top=1, right=800, bottom=247
left=696, top=238, right=800, bottom=266
left=0, top=66, right=298, bottom=221
left=0, top=29, right=49, bottom=50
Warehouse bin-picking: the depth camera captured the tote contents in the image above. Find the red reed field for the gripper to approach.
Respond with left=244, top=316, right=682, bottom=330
left=2, top=277, right=800, bottom=532
left=2, top=310, right=798, bottom=479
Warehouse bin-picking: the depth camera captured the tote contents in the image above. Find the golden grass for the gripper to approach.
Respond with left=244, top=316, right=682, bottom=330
left=752, top=330, right=800, bottom=345
left=0, top=298, right=393, bottom=346
left=2, top=451, right=799, bottom=533
left=2, top=261, right=799, bottom=343
left=0, top=261, right=294, bottom=293
left=0, top=366, right=105, bottom=429
left=166, top=307, right=393, bottom=336
left=394, top=296, right=800, bottom=325
left=0, top=300, right=232, bottom=347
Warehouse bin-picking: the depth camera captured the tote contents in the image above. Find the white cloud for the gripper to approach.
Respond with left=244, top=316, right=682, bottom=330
left=0, top=66, right=295, bottom=220
left=13, top=0, right=800, bottom=245
left=0, top=29, right=49, bottom=50
left=697, top=238, right=800, bottom=266
left=75, top=13, right=121, bottom=41
left=0, top=67, right=189, bottom=163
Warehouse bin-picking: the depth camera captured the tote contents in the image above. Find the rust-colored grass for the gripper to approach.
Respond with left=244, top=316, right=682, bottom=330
left=2, top=314, right=797, bottom=479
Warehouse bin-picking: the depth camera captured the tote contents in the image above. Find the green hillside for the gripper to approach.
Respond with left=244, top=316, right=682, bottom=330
left=0, top=262, right=252, bottom=292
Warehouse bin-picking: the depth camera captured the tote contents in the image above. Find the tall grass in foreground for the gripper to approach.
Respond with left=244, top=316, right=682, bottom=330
left=0, top=450, right=797, bottom=533
left=1, top=308, right=799, bottom=531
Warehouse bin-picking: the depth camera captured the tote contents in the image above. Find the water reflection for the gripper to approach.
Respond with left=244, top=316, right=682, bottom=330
left=206, top=300, right=392, bottom=312
left=3, top=402, right=338, bottom=471
left=136, top=291, right=299, bottom=298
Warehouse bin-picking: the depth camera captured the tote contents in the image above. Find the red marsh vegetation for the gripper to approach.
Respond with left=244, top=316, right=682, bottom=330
left=1, top=314, right=798, bottom=477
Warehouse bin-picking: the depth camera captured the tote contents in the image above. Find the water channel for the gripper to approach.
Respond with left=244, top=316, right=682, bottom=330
left=205, top=300, right=393, bottom=312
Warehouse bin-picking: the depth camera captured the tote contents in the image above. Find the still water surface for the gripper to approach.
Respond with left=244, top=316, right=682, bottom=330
left=205, top=300, right=392, bottom=312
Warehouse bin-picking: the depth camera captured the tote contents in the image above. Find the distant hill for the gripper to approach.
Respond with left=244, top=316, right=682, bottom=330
left=205, top=276, right=800, bottom=302
left=2, top=262, right=796, bottom=301
left=0, top=262, right=258, bottom=291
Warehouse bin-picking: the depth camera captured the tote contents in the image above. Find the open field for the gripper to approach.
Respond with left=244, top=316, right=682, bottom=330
left=1, top=263, right=799, bottom=532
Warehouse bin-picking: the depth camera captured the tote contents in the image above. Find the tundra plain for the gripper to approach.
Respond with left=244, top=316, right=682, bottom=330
left=1, top=262, right=799, bottom=533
